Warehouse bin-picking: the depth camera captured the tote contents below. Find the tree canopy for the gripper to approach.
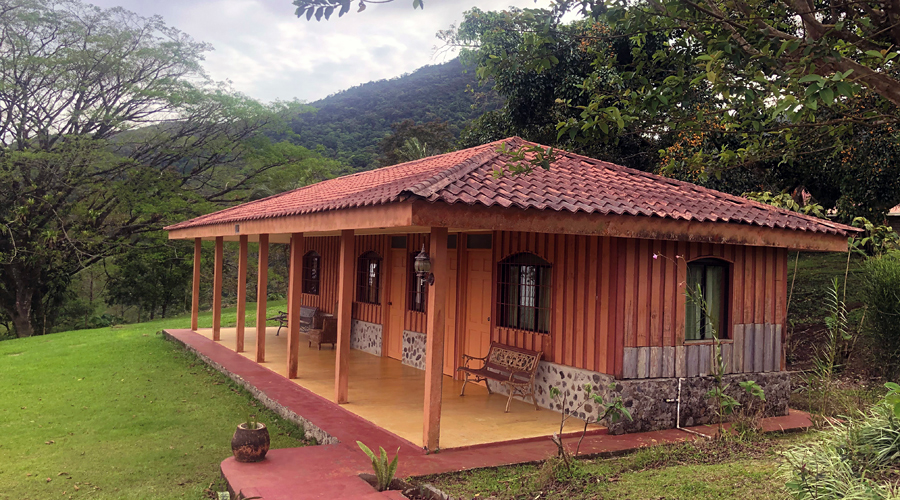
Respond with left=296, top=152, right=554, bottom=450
left=0, top=0, right=330, bottom=337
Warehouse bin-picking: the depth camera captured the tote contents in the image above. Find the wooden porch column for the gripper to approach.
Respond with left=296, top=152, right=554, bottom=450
left=191, top=238, right=201, bottom=331
left=236, top=235, right=249, bottom=353
left=423, top=227, right=448, bottom=451
left=335, top=229, right=354, bottom=404
left=212, top=236, right=224, bottom=341
left=255, top=234, right=269, bottom=363
left=287, top=233, right=304, bottom=379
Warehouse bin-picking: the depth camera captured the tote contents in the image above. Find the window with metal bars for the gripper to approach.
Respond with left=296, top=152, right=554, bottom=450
left=497, top=253, right=551, bottom=333
left=302, top=251, right=320, bottom=295
left=356, top=251, right=382, bottom=304
left=685, top=258, right=729, bottom=341
left=408, top=252, right=427, bottom=313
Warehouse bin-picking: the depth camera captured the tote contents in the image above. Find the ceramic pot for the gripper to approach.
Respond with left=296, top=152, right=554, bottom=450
left=231, top=422, right=270, bottom=462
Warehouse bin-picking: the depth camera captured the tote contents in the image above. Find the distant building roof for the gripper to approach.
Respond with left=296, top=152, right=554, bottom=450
left=166, top=137, right=857, bottom=237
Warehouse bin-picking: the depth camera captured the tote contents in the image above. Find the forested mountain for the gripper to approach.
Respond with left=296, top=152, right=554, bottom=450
left=291, top=58, right=500, bottom=172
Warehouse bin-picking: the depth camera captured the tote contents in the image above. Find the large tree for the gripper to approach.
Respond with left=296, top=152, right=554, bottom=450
left=0, top=0, right=317, bottom=337
left=297, top=0, right=900, bottom=217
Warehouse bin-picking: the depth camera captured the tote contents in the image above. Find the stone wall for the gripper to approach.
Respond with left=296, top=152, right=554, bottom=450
left=483, top=359, right=789, bottom=435
left=402, top=330, right=427, bottom=370
left=350, top=319, right=382, bottom=356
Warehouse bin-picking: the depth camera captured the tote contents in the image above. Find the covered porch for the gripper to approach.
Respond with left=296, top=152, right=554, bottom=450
left=196, top=326, right=586, bottom=449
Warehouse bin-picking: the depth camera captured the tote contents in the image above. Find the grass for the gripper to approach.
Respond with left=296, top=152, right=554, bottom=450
left=421, top=434, right=811, bottom=500
left=0, top=301, right=307, bottom=500
left=787, top=251, right=864, bottom=326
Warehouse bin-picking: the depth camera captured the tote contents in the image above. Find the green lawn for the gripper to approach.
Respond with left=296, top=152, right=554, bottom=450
left=0, top=301, right=307, bottom=500
left=421, top=435, right=808, bottom=500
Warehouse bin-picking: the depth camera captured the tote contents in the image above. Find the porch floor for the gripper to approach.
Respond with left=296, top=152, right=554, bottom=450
left=194, top=327, right=591, bottom=449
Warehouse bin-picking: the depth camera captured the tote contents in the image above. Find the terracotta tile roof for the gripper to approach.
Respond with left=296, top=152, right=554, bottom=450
left=166, top=137, right=858, bottom=236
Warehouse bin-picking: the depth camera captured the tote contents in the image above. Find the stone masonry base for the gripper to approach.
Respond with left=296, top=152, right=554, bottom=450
left=485, top=360, right=789, bottom=435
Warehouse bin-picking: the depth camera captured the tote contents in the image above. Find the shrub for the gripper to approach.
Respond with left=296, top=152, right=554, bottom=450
left=861, top=258, right=900, bottom=378
left=781, top=384, right=900, bottom=500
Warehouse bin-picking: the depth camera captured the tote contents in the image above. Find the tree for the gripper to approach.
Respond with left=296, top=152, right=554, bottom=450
left=0, top=0, right=319, bottom=337
left=293, top=0, right=422, bottom=21
left=377, top=119, right=454, bottom=166
left=448, top=7, right=676, bottom=172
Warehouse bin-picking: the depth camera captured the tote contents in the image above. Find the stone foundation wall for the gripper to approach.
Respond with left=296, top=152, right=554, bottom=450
left=402, top=330, right=427, bottom=370
left=484, top=360, right=790, bottom=435
left=350, top=320, right=382, bottom=356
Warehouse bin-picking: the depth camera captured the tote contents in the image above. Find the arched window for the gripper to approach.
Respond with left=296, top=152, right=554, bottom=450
left=302, top=251, right=320, bottom=295
left=685, top=258, right=729, bottom=341
left=497, top=253, right=552, bottom=333
left=356, top=251, right=382, bottom=305
left=408, top=252, right=427, bottom=313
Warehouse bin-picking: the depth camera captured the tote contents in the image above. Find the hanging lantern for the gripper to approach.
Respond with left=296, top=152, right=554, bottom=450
left=413, top=243, right=434, bottom=285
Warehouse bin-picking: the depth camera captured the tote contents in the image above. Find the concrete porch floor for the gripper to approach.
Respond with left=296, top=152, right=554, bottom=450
left=194, top=327, right=593, bottom=449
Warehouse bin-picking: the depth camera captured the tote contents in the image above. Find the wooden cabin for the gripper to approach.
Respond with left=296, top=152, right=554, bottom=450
left=166, top=137, right=856, bottom=449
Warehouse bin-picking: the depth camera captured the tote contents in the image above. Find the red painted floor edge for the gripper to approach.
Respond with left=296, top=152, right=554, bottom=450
left=164, top=328, right=815, bottom=500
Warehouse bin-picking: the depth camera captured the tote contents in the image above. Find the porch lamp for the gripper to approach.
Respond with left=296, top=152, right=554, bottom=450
left=414, top=244, right=435, bottom=286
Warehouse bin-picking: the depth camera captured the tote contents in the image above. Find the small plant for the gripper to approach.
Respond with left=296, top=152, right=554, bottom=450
left=357, top=441, right=399, bottom=492
left=685, top=283, right=737, bottom=436
left=244, top=413, right=259, bottom=430
left=850, top=217, right=900, bottom=258
left=733, top=380, right=767, bottom=437
left=782, top=383, right=900, bottom=499
left=862, top=257, right=900, bottom=379
left=548, top=383, right=632, bottom=466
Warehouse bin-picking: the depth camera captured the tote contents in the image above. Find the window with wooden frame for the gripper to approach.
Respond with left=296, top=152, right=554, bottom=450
left=408, top=252, right=427, bottom=313
left=685, top=258, right=729, bottom=341
left=302, top=251, right=320, bottom=295
left=356, top=251, right=382, bottom=304
left=497, top=253, right=552, bottom=333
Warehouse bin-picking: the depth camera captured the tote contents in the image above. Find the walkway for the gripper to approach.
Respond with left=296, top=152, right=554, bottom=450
left=164, top=328, right=815, bottom=500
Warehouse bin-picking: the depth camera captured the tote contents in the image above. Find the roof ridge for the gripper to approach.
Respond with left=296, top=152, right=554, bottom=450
left=401, top=140, right=515, bottom=199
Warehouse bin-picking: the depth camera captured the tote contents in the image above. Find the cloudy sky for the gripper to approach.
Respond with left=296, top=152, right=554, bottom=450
left=87, top=0, right=553, bottom=103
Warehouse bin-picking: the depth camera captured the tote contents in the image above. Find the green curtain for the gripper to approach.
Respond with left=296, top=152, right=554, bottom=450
left=705, top=265, right=724, bottom=339
left=686, top=265, right=703, bottom=340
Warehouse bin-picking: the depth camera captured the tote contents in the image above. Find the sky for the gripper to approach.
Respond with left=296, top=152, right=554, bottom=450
left=87, top=0, right=553, bottom=103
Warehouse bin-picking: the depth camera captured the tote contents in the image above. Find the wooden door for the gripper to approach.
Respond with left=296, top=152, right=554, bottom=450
left=464, top=249, right=492, bottom=360
left=387, top=249, right=406, bottom=360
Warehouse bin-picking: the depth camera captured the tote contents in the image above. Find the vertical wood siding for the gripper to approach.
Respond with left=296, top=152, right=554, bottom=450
left=489, top=231, right=789, bottom=378
left=351, top=234, right=389, bottom=324
left=299, top=236, right=340, bottom=315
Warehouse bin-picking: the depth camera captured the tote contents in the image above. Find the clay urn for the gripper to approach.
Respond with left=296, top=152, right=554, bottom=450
left=231, top=422, right=270, bottom=462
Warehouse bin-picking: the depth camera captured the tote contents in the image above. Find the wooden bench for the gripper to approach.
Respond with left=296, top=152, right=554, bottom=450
left=267, top=306, right=318, bottom=336
left=457, top=342, right=543, bottom=413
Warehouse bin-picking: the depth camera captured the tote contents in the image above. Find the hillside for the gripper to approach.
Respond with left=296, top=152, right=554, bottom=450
left=291, top=58, right=500, bottom=173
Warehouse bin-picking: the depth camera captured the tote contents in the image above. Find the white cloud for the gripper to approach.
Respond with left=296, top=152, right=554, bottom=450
left=88, top=0, right=553, bottom=103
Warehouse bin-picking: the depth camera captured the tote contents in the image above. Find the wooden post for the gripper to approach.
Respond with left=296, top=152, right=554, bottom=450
left=212, top=236, right=224, bottom=341
left=236, top=235, right=248, bottom=353
left=335, top=229, right=354, bottom=404
left=191, top=238, right=201, bottom=331
left=287, top=233, right=304, bottom=379
left=256, top=234, right=269, bottom=363
left=423, top=227, right=448, bottom=451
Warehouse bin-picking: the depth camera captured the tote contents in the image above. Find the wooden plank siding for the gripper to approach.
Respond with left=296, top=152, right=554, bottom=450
left=293, top=229, right=788, bottom=380
left=489, top=231, right=788, bottom=378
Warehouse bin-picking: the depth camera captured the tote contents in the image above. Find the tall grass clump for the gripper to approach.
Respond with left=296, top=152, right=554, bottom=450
left=861, top=257, right=900, bottom=379
left=782, top=385, right=900, bottom=499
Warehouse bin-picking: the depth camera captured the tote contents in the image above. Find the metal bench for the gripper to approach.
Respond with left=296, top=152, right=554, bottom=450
left=457, top=342, right=543, bottom=412
left=267, top=306, right=318, bottom=336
